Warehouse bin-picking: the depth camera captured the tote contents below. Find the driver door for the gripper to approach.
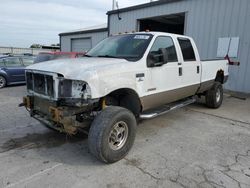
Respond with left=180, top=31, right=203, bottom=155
left=142, top=36, right=181, bottom=110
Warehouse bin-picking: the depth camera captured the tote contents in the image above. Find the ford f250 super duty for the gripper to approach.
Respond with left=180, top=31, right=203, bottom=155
left=20, top=32, right=229, bottom=163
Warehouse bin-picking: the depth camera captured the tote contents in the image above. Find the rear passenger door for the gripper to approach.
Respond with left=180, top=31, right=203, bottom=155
left=4, top=57, right=25, bottom=82
left=177, top=38, right=201, bottom=96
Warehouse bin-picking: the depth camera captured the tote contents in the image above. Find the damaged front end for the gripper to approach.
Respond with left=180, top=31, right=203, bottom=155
left=21, top=70, right=99, bottom=135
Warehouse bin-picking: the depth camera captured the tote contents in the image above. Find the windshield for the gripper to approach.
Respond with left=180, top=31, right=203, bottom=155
left=86, top=34, right=153, bottom=61
left=34, top=54, right=53, bottom=63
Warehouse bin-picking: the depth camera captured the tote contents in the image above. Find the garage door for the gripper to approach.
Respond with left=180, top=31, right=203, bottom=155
left=71, top=38, right=92, bottom=52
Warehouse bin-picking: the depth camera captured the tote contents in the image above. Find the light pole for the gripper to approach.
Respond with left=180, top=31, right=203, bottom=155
left=112, top=0, right=115, bottom=10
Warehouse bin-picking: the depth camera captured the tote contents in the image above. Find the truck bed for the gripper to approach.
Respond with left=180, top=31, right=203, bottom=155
left=198, top=59, right=229, bottom=93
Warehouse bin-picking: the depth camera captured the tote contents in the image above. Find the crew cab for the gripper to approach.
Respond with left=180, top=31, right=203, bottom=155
left=21, top=32, right=229, bottom=163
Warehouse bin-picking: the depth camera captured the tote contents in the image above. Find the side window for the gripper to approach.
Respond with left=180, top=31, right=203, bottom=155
left=0, top=59, right=5, bottom=67
left=4, top=57, right=22, bottom=67
left=149, top=36, right=178, bottom=63
left=178, top=38, right=196, bottom=61
left=22, top=57, right=34, bottom=66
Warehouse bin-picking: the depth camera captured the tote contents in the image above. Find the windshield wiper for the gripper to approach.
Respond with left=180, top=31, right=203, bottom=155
left=97, top=55, right=120, bottom=58
left=84, top=54, right=93, bottom=57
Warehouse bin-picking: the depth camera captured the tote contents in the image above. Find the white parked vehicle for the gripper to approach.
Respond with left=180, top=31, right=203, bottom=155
left=20, top=32, right=229, bottom=163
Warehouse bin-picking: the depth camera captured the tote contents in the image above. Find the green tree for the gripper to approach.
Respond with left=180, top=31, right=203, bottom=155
left=30, top=44, right=42, bottom=48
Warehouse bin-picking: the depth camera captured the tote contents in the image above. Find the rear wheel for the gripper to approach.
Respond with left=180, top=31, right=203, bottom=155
left=0, top=76, right=6, bottom=89
left=205, top=82, right=223, bottom=108
left=88, top=106, right=137, bottom=163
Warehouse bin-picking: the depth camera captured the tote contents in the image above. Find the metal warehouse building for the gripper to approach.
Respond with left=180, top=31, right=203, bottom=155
left=60, top=0, right=250, bottom=94
left=59, top=24, right=108, bottom=52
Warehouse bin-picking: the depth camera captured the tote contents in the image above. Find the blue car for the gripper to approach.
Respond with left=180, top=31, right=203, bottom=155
left=0, top=55, right=34, bottom=88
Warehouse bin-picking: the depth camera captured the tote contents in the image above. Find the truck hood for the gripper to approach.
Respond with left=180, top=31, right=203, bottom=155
left=27, top=57, right=128, bottom=79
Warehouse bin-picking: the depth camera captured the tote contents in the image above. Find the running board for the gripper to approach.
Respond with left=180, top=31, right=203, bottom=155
left=140, top=97, right=196, bottom=119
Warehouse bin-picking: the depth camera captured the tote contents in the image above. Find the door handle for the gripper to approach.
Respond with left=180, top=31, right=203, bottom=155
left=197, top=66, right=200, bottom=74
left=179, top=67, right=182, bottom=76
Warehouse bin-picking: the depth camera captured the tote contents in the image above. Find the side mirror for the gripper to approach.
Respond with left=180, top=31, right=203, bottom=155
left=147, top=48, right=168, bottom=67
left=160, top=48, right=168, bottom=64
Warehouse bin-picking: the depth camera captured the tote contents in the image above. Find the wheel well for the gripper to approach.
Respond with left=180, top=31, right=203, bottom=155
left=103, top=88, right=142, bottom=116
left=215, top=70, right=224, bottom=84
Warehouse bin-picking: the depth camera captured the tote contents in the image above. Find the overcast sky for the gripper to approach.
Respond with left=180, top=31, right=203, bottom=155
left=0, top=0, right=148, bottom=48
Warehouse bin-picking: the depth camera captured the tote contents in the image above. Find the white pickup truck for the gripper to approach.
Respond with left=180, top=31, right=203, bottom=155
left=21, top=32, right=229, bottom=163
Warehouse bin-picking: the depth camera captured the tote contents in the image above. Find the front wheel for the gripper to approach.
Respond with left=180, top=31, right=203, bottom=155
left=205, top=82, right=223, bottom=108
left=0, top=76, right=6, bottom=89
left=88, top=106, right=137, bottom=163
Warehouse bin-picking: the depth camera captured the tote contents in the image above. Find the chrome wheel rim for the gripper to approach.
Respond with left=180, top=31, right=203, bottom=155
left=0, top=77, right=5, bottom=88
left=108, top=121, right=128, bottom=150
left=216, top=88, right=221, bottom=103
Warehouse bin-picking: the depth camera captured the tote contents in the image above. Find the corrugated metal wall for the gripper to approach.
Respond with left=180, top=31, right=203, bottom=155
left=60, top=31, right=108, bottom=52
left=109, top=0, right=250, bottom=93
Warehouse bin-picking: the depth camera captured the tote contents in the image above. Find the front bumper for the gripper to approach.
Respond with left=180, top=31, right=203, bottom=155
left=21, top=96, right=98, bottom=134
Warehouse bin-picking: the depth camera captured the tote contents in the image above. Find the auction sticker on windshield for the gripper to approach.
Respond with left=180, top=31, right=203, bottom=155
left=134, top=35, right=150, bottom=40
